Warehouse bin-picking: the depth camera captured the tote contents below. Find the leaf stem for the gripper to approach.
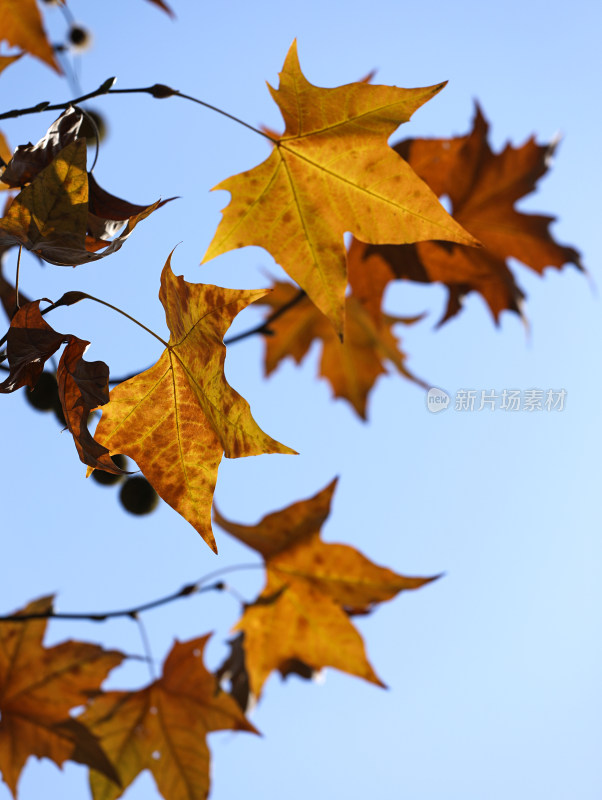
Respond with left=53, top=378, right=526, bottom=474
left=0, top=80, right=279, bottom=144
left=134, top=614, right=157, bottom=681
left=2, top=285, right=306, bottom=383
left=14, top=246, right=22, bottom=310
left=43, top=291, right=170, bottom=348
left=106, top=289, right=307, bottom=385
left=149, top=88, right=278, bottom=143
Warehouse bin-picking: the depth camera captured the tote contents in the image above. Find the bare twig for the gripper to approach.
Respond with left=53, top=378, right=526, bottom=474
left=0, top=563, right=262, bottom=624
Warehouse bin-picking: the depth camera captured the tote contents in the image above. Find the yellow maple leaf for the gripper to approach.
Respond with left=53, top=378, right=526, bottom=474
left=93, top=254, right=296, bottom=552
left=214, top=479, right=438, bottom=696
left=202, top=40, right=477, bottom=335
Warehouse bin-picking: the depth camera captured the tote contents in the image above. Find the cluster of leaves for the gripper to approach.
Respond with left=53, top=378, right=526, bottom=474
left=0, top=481, right=435, bottom=800
left=0, top=2, right=582, bottom=799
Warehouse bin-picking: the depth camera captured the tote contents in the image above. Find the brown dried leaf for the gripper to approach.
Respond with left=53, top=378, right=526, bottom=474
left=0, top=300, right=122, bottom=474
left=0, top=301, right=66, bottom=392
left=57, top=336, right=124, bottom=474
left=1, top=107, right=84, bottom=188
left=0, top=114, right=168, bottom=266
left=214, top=633, right=253, bottom=713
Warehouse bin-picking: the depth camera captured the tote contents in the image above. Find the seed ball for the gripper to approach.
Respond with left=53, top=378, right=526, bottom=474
left=91, top=454, right=128, bottom=486
left=25, top=372, right=58, bottom=412
left=119, top=476, right=159, bottom=515
left=80, top=109, right=107, bottom=145
left=68, top=24, right=92, bottom=51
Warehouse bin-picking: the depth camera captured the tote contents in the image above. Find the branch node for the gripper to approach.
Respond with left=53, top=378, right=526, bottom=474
left=147, top=83, right=178, bottom=99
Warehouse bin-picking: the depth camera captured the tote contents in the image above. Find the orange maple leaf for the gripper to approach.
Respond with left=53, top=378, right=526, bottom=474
left=257, top=279, right=424, bottom=418
left=0, top=54, right=22, bottom=77
left=81, top=636, right=258, bottom=800
left=214, top=479, right=438, bottom=696
left=361, top=104, right=582, bottom=324
left=92, top=254, right=296, bottom=552
left=202, top=40, right=477, bottom=335
left=0, top=596, right=123, bottom=797
left=0, top=0, right=61, bottom=73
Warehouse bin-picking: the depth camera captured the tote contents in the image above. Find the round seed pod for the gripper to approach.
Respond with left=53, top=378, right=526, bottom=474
left=25, top=372, right=58, bottom=412
left=91, top=454, right=128, bottom=486
left=119, top=476, right=159, bottom=515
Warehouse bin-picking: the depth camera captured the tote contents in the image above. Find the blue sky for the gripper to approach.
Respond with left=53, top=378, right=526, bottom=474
left=1, top=1, right=600, bottom=799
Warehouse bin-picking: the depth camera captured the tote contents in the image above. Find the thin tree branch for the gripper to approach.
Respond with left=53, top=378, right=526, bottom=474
left=134, top=614, right=157, bottom=681
left=0, top=582, right=220, bottom=623
left=0, top=563, right=263, bottom=624
left=14, top=246, right=22, bottom=310
left=42, top=291, right=170, bottom=349
left=0, top=80, right=279, bottom=145
left=0, top=78, right=115, bottom=120
left=224, top=288, right=306, bottom=344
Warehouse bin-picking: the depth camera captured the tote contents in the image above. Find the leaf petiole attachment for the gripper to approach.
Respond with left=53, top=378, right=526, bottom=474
left=43, top=291, right=170, bottom=348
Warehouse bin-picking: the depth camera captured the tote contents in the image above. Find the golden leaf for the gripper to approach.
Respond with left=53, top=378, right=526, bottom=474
left=203, top=40, right=477, bottom=335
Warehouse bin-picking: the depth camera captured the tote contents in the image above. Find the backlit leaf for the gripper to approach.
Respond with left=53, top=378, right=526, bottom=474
left=0, top=596, right=123, bottom=797
left=1, top=107, right=84, bottom=189
left=203, top=40, right=477, bottom=335
left=93, top=254, right=296, bottom=552
left=215, top=479, right=438, bottom=695
left=0, top=112, right=168, bottom=266
left=257, top=279, right=424, bottom=418
left=82, top=636, right=257, bottom=800
left=362, top=105, right=582, bottom=323
left=0, top=0, right=61, bottom=73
